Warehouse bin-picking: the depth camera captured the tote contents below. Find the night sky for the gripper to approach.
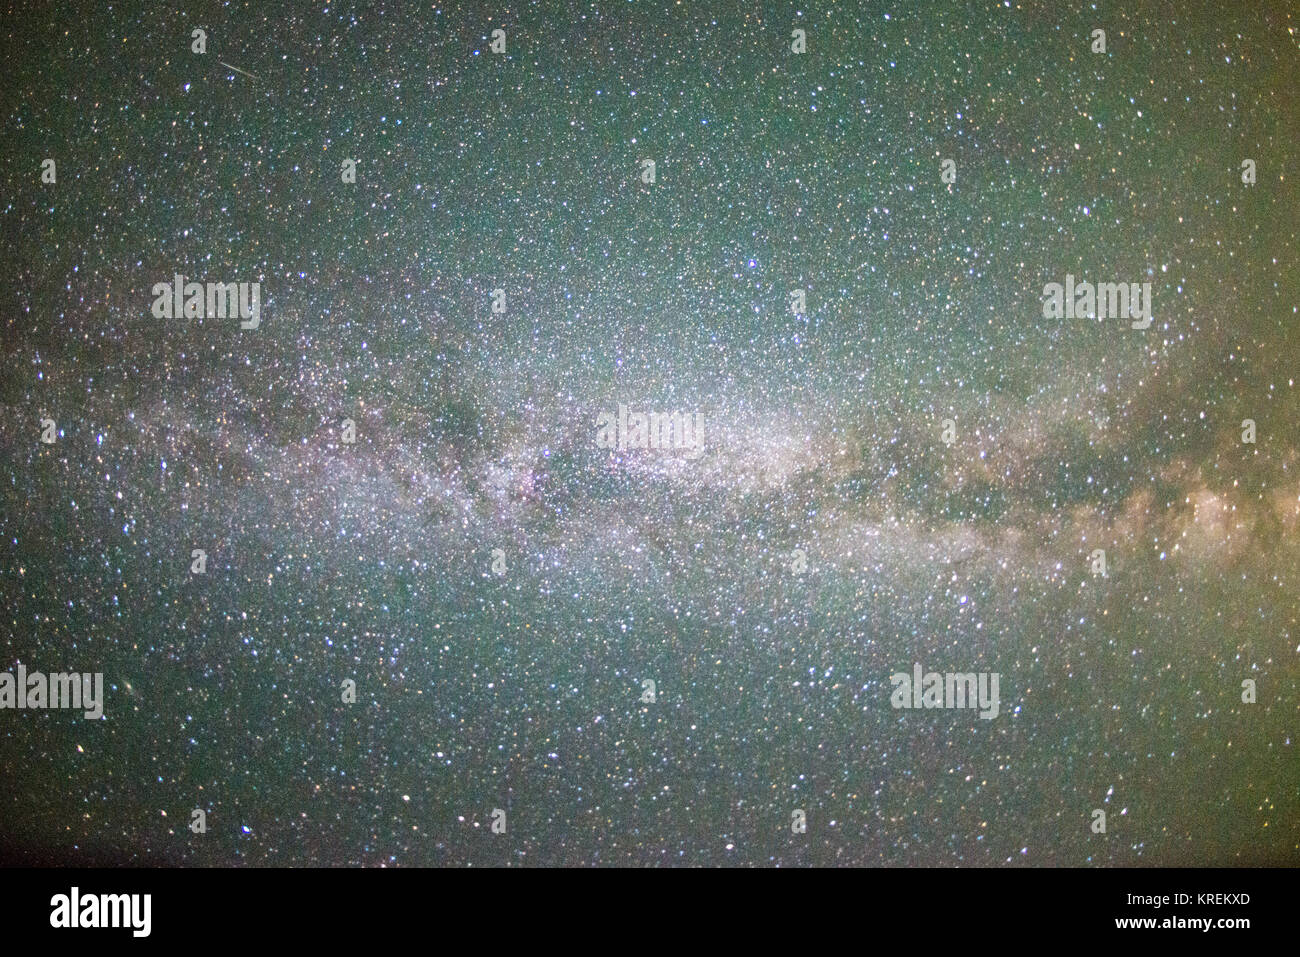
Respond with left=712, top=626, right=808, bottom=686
left=1, top=1, right=1297, bottom=866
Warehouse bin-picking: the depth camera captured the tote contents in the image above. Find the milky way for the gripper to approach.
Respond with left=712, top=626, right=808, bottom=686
left=1, top=2, right=1297, bottom=865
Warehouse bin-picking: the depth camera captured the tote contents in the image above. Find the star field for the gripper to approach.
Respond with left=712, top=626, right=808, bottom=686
left=1, top=1, right=1297, bottom=865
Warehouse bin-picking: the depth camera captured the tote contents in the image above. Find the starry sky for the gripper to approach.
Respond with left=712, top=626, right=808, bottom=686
left=1, top=1, right=1297, bottom=866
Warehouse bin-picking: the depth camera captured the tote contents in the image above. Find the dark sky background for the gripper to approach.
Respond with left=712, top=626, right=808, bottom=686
left=0, top=1, right=1296, bottom=865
